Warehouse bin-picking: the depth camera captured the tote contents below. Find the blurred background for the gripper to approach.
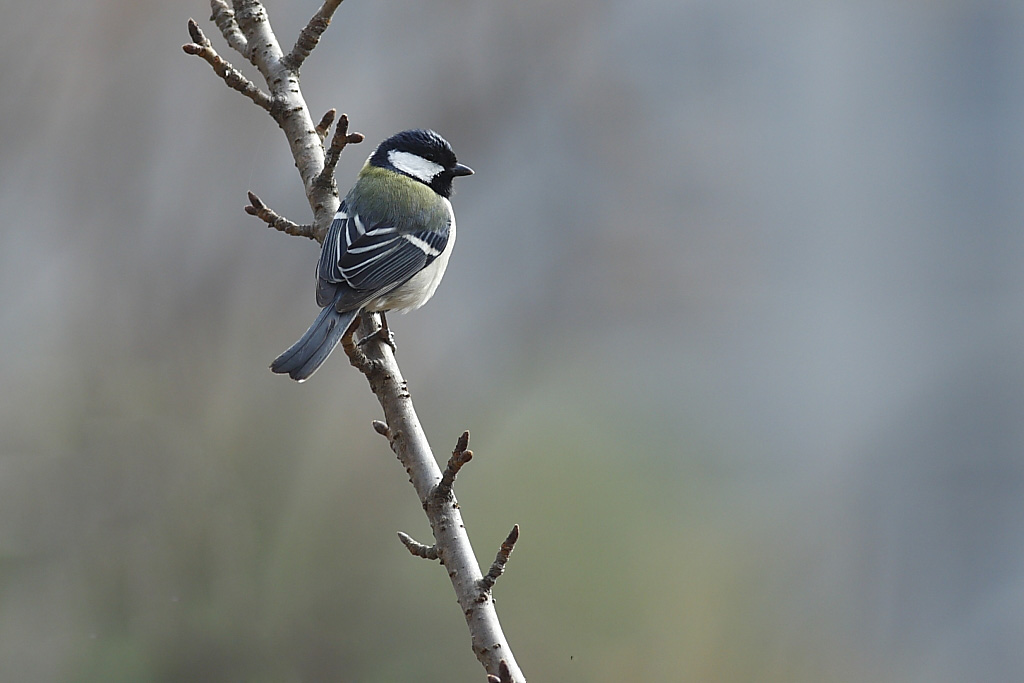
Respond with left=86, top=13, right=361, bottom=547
left=2, top=0, right=1023, bottom=680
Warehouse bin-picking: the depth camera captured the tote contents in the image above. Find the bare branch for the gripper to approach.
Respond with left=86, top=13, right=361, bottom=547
left=210, top=0, right=248, bottom=56
left=480, top=525, right=520, bottom=593
left=220, top=1, right=337, bottom=232
left=397, top=531, right=440, bottom=561
left=188, top=1, right=348, bottom=238
left=245, top=191, right=317, bottom=241
left=283, top=0, right=346, bottom=72
left=186, top=3, right=524, bottom=680
left=183, top=19, right=272, bottom=111
left=343, top=316, right=526, bottom=681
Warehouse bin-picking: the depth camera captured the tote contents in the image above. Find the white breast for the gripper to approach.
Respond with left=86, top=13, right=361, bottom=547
left=365, top=198, right=456, bottom=313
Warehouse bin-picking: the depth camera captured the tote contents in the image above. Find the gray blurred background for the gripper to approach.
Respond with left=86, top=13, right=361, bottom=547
left=2, top=0, right=1023, bottom=681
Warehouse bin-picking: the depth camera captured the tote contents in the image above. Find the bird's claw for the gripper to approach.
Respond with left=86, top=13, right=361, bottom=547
left=358, top=323, right=397, bottom=353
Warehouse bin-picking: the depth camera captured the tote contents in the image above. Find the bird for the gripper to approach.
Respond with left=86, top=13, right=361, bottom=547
left=270, top=129, right=473, bottom=382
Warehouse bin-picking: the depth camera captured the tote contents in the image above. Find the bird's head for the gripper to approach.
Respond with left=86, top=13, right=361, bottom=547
left=369, top=129, right=474, bottom=198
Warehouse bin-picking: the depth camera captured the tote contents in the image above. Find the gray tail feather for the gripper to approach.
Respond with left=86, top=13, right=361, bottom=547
left=270, top=305, right=359, bottom=382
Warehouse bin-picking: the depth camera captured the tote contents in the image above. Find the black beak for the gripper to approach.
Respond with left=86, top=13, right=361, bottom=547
left=451, top=163, right=474, bottom=177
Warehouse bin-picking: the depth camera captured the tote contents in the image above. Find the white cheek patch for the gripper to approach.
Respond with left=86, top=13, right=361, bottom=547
left=388, top=150, right=444, bottom=183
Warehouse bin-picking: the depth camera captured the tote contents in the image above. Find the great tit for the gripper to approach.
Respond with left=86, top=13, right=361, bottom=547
left=270, top=129, right=473, bottom=382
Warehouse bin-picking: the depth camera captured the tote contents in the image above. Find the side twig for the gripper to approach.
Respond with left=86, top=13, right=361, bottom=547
left=437, top=431, right=473, bottom=500
left=210, top=0, right=248, bottom=56
left=283, top=0, right=347, bottom=72
left=316, top=109, right=337, bottom=142
left=245, top=191, right=317, bottom=241
left=182, top=19, right=272, bottom=110
left=318, top=113, right=365, bottom=191
left=480, top=525, right=520, bottom=593
left=397, top=531, right=440, bottom=561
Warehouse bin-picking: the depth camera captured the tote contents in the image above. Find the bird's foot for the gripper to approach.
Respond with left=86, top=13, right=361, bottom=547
left=358, top=313, right=397, bottom=353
